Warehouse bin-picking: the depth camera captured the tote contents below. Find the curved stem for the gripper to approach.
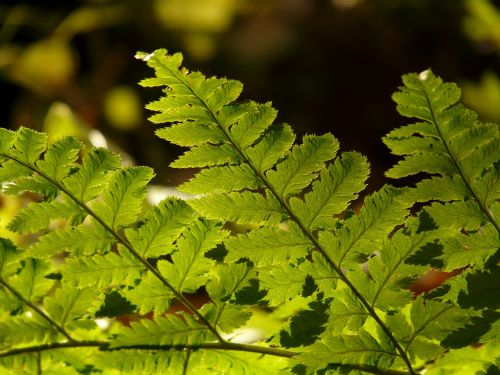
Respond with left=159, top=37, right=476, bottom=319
left=0, top=340, right=415, bottom=374
left=0, top=278, right=74, bottom=342
left=0, top=341, right=105, bottom=358
left=0, top=340, right=296, bottom=359
left=0, top=153, right=225, bottom=343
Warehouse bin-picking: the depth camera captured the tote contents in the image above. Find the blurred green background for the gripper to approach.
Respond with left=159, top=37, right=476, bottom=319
left=1, top=0, right=500, bottom=192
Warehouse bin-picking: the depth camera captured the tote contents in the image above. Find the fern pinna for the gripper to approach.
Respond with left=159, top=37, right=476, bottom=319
left=0, top=50, right=497, bottom=374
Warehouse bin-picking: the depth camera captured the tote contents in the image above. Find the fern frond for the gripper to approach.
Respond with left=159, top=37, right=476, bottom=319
left=199, top=349, right=289, bottom=374
left=157, top=219, right=227, bottom=293
left=140, top=49, right=420, bottom=373
left=318, top=186, right=409, bottom=268
left=63, top=147, right=121, bottom=203
left=0, top=353, right=38, bottom=374
left=43, top=287, right=101, bottom=331
left=25, top=221, right=115, bottom=257
left=0, top=53, right=496, bottom=375
left=112, top=313, right=214, bottom=347
left=245, top=124, right=295, bottom=174
left=0, top=129, right=125, bottom=262
left=0, top=129, right=16, bottom=154
left=125, top=198, right=195, bottom=258
left=0, top=238, right=20, bottom=277
left=473, top=162, right=500, bottom=207
left=0, top=160, right=32, bottom=185
left=61, top=250, right=143, bottom=288
left=407, top=298, right=477, bottom=344
left=120, top=272, right=173, bottom=314
left=139, top=49, right=339, bottom=210
left=416, top=344, right=500, bottom=375
left=2, top=147, right=170, bottom=327
left=8, top=200, right=84, bottom=234
left=122, top=219, right=227, bottom=313
left=7, top=259, right=53, bottom=303
left=2, top=175, right=58, bottom=198
left=266, top=134, right=339, bottom=199
left=190, top=191, right=286, bottom=225
left=201, top=303, right=251, bottom=333
left=385, top=70, right=500, bottom=271
left=290, top=151, right=369, bottom=231
left=294, top=330, right=397, bottom=373
left=0, top=316, right=54, bottom=347
left=94, top=350, right=185, bottom=374
left=206, top=262, right=256, bottom=302
left=0, top=126, right=231, bottom=352
left=10, top=127, right=48, bottom=166
left=387, top=71, right=500, bottom=181
left=439, top=224, right=500, bottom=270
left=384, top=299, right=480, bottom=363
left=260, top=252, right=338, bottom=305
left=179, top=164, right=263, bottom=194
left=171, top=143, right=241, bottom=168
left=228, top=102, right=277, bottom=148
left=360, top=231, right=431, bottom=310
left=44, top=347, right=96, bottom=373
left=156, top=121, right=226, bottom=146
left=326, top=289, right=368, bottom=332
left=225, top=222, right=313, bottom=266
left=36, top=136, right=81, bottom=181
left=92, top=167, right=154, bottom=231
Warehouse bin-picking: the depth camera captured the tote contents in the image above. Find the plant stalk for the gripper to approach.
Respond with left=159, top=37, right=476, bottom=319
left=0, top=340, right=415, bottom=374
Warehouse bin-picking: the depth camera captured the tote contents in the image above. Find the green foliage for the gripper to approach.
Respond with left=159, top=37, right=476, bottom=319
left=113, top=313, right=215, bottom=347
left=0, top=51, right=497, bottom=374
left=384, top=70, right=500, bottom=304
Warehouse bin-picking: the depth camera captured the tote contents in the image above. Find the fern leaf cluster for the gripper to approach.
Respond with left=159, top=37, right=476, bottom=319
left=385, top=70, right=500, bottom=271
left=0, top=50, right=497, bottom=374
left=384, top=71, right=500, bottom=354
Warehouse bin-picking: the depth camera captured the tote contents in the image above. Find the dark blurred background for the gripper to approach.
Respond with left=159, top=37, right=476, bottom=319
left=1, top=0, right=500, bottom=190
